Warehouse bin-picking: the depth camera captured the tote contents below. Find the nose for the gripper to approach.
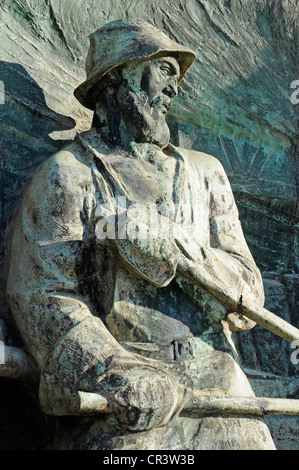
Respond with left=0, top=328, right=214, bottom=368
left=163, top=82, right=178, bottom=98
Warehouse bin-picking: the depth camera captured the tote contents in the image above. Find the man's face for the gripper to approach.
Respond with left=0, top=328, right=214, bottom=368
left=114, top=55, right=180, bottom=148
left=140, top=56, right=180, bottom=113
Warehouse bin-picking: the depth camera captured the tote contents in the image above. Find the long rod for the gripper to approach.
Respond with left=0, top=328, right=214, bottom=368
left=183, top=392, right=299, bottom=416
left=76, top=391, right=299, bottom=416
left=177, top=265, right=299, bottom=344
left=240, top=303, right=299, bottom=344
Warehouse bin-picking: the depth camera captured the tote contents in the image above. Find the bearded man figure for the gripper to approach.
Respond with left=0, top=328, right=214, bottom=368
left=6, top=20, right=276, bottom=450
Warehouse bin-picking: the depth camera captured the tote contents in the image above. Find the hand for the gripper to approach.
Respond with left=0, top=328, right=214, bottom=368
left=96, top=365, right=185, bottom=431
left=226, top=312, right=256, bottom=331
left=226, top=296, right=256, bottom=331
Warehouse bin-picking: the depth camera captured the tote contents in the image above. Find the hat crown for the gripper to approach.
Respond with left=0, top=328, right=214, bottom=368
left=85, top=19, right=154, bottom=75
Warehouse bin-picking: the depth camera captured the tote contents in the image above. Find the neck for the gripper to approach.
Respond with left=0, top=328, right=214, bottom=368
left=92, top=125, right=164, bottom=163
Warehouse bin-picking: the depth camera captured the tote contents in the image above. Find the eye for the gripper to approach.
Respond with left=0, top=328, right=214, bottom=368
left=159, top=65, right=172, bottom=76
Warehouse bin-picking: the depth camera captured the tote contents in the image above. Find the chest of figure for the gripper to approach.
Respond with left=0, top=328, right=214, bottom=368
left=106, top=152, right=182, bottom=209
left=91, top=150, right=213, bottom=321
left=95, top=152, right=210, bottom=243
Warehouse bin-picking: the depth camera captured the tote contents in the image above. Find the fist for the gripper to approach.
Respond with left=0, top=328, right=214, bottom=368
left=96, top=366, right=184, bottom=431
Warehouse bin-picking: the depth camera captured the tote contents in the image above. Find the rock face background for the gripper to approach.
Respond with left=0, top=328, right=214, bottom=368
left=0, top=0, right=298, bottom=449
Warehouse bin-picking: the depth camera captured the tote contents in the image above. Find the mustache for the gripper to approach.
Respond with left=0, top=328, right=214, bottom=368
left=150, top=96, right=172, bottom=112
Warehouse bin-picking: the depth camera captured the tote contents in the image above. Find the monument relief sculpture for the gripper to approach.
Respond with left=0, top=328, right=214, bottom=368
left=5, top=19, right=299, bottom=450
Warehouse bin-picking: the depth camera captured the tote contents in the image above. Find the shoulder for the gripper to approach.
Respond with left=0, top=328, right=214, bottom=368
left=32, top=141, right=93, bottom=191
left=176, top=146, right=234, bottom=199
left=175, top=146, right=230, bottom=186
left=176, top=146, right=225, bottom=174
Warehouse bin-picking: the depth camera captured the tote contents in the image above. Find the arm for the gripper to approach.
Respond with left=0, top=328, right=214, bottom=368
left=98, top=155, right=263, bottom=329
left=176, top=157, right=264, bottom=330
left=6, top=152, right=183, bottom=429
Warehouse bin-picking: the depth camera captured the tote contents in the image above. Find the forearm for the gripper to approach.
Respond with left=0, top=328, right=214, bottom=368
left=112, top=209, right=262, bottom=312
left=38, top=312, right=184, bottom=431
left=177, top=245, right=263, bottom=310
left=176, top=252, right=240, bottom=313
left=39, top=313, right=141, bottom=415
left=107, top=209, right=183, bottom=287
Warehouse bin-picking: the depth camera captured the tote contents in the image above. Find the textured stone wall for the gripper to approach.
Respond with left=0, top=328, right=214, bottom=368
left=0, top=0, right=298, bottom=449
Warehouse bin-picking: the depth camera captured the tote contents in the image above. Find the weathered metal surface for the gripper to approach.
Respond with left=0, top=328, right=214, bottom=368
left=0, top=0, right=298, bottom=450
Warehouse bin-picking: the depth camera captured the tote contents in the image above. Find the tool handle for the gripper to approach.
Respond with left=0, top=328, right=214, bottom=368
left=74, top=390, right=299, bottom=416
left=240, top=303, right=299, bottom=344
left=183, top=391, right=299, bottom=416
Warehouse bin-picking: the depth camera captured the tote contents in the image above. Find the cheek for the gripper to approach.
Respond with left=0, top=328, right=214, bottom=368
left=141, top=70, right=163, bottom=103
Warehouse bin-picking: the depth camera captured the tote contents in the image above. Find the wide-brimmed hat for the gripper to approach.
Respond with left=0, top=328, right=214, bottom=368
left=74, top=19, right=196, bottom=110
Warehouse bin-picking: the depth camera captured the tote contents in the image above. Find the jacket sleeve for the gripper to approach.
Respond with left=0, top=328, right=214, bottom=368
left=5, top=152, right=143, bottom=415
left=209, top=159, right=264, bottom=308
left=97, top=154, right=264, bottom=322
left=6, top=150, right=184, bottom=422
left=175, top=156, right=264, bottom=330
left=113, top=210, right=183, bottom=287
left=93, top=190, right=184, bottom=288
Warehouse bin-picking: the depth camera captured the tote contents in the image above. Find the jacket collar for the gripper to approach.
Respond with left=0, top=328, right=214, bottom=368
left=75, top=128, right=187, bottom=215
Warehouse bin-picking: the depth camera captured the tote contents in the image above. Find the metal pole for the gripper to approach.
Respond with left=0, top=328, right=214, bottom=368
left=239, top=303, right=299, bottom=344
left=75, top=391, right=299, bottom=416
left=183, top=392, right=299, bottom=416
left=177, top=264, right=299, bottom=344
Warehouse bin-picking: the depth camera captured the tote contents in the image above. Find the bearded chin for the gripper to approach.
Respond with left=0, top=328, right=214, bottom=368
left=115, top=89, right=170, bottom=148
left=136, top=108, right=170, bottom=148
